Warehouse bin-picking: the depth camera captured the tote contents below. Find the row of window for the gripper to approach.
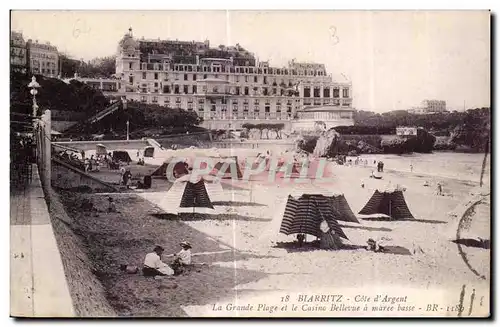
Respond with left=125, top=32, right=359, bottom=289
left=139, top=71, right=325, bottom=86
left=303, top=87, right=349, bottom=98
left=137, top=96, right=349, bottom=110
left=32, top=68, right=56, bottom=75
left=30, top=52, right=58, bottom=60
left=127, top=61, right=327, bottom=76
left=127, top=81, right=349, bottom=98
left=31, top=60, right=57, bottom=68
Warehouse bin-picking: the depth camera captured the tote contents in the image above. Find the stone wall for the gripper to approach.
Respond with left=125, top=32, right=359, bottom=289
left=47, top=188, right=116, bottom=317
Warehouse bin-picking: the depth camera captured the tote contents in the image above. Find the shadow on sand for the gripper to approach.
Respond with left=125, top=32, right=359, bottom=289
left=274, top=241, right=412, bottom=256
left=273, top=241, right=365, bottom=253
left=360, top=217, right=447, bottom=224
left=151, top=213, right=272, bottom=222
left=220, top=182, right=250, bottom=192
left=339, top=224, right=392, bottom=232
left=211, top=201, right=267, bottom=207
left=452, top=238, right=490, bottom=249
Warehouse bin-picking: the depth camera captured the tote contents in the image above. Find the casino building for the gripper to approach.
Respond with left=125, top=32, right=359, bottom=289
left=80, top=28, right=354, bottom=131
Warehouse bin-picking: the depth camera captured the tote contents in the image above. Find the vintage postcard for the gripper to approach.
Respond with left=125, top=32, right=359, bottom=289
left=10, top=10, right=491, bottom=318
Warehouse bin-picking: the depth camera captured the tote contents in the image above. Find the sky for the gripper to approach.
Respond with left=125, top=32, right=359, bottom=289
left=10, top=10, right=491, bottom=112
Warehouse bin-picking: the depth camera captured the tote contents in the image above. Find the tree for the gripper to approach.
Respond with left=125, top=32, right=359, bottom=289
left=78, top=56, right=117, bottom=78
left=270, top=123, right=285, bottom=139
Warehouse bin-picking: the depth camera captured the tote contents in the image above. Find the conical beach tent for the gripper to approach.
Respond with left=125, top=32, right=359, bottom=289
left=96, top=143, right=107, bottom=156
left=160, top=176, right=217, bottom=215
left=358, top=190, right=415, bottom=220
left=112, top=150, right=132, bottom=163
left=279, top=194, right=348, bottom=239
left=151, top=159, right=189, bottom=178
left=287, top=185, right=359, bottom=224
left=317, top=194, right=359, bottom=224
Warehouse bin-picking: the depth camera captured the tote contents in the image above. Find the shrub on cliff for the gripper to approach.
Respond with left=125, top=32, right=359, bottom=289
left=10, top=72, right=109, bottom=116
left=295, top=135, right=319, bottom=153
left=414, top=128, right=436, bottom=153
left=381, top=137, right=412, bottom=154
left=434, top=137, right=457, bottom=151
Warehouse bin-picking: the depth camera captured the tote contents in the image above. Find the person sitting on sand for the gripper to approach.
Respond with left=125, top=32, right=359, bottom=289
left=366, top=238, right=388, bottom=252
left=171, top=241, right=193, bottom=275
left=143, top=246, right=174, bottom=277
left=107, top=197, right=117, bottom=213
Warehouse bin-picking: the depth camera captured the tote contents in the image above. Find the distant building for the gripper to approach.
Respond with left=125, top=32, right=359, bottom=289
left=291, top=105, right=354, bottom=132
left=396, top=126, right=418, bottom=136
left=408, top=100, right=447, bottom=114
left=27, top=39, right=59, bottom=77
left=10, top=31, right=27, bottom=74
left=421, top=100, right=446, bottom=113
left=79, top=28, right=353, bottom=131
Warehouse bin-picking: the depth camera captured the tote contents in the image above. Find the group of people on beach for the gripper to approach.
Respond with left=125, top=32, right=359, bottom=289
left=142, top=242, right=193, bottom=277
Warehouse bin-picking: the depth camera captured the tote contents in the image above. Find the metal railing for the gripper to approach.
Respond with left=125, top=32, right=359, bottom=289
left=34, top=110, right=52, bottom=192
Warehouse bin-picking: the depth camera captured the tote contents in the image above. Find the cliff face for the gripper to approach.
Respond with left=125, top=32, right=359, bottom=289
left=313, top=128, right=341, bottom=157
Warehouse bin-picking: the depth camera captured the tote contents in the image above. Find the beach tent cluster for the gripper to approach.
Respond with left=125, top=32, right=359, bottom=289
left=276, top=187, right=415, bottom=246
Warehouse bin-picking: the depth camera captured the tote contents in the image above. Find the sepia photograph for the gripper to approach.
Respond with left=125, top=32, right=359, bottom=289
left=9, top=9, right=491, bottom=318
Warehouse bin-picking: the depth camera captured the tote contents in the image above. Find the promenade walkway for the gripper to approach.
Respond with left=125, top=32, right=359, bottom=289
left=10, top=164, right=75, bottom=317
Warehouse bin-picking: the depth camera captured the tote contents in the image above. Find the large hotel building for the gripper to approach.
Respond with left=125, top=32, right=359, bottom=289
left=81, top=29, right=355, bottom=131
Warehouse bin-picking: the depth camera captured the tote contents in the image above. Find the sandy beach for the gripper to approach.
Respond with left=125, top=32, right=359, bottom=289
left=60, top=148, right=490, bottom=317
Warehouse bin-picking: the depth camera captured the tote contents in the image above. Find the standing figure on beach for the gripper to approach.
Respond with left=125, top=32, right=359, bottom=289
left=436, top=182, right=443, bottom=196
left=297, top=234, right=305, bottom=247
left=410, top=164, right=413, bottom=172
left=123, top=169, right=132, bottom=188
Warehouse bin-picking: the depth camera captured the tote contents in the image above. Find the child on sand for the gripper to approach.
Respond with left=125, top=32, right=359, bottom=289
left=171, top=241, right=193, bottom=275
left=107, top=197, right=117, bottom=213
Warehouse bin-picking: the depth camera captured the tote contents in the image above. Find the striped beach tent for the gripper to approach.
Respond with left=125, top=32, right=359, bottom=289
left=317, top=194, right=359, bottom=224
left=279, top=194, right=348, bottom=240
left=159, top=174, right=224, bottom=215
left=288, top=185, right=359, bottom=224
left=358, top=190, right=415, bottom=220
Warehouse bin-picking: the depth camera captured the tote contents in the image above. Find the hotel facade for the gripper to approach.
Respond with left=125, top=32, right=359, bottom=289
left=27, top=39, right=59, bottom=78
left=80, top=29, right=355, bottom=131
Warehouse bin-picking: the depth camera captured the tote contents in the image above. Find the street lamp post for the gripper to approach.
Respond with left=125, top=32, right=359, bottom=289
left=126, top=120, right=130, bottom=141
left=28, top=76, right=41, bottom=118
left=123, top=97, right=129, bottom=141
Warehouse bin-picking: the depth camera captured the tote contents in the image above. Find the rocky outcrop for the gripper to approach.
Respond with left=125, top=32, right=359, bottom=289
left=313, top=128, right=341, bottom=157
